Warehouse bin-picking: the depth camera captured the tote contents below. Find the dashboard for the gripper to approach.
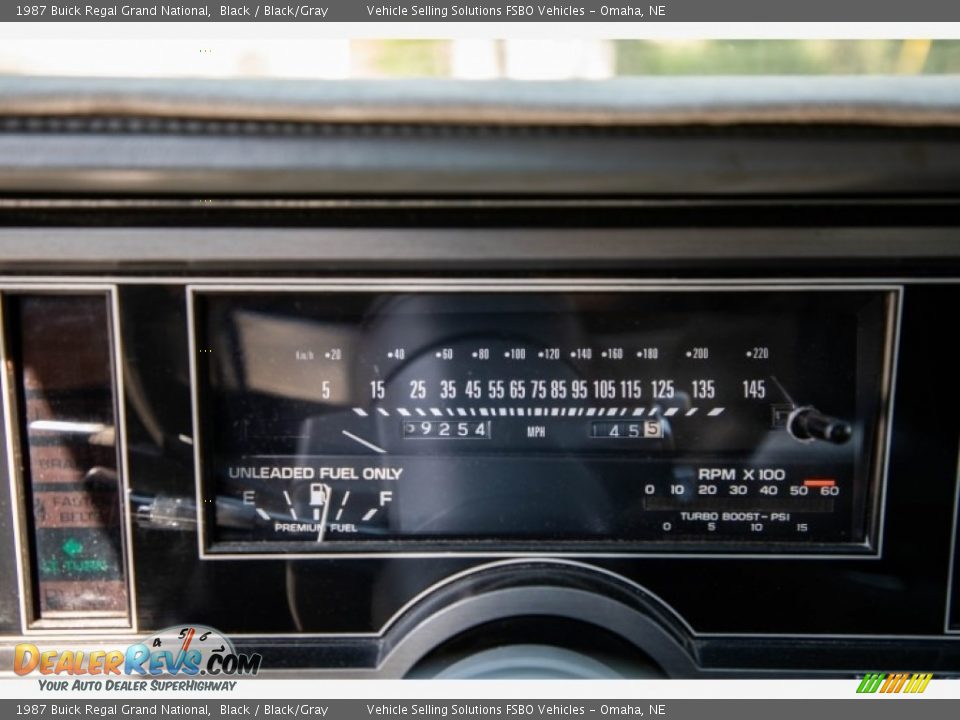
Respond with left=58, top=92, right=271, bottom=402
left=0, top=77, right=959, bottom=679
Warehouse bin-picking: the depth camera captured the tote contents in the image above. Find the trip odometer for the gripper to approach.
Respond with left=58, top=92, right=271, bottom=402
left=191, top=284, right=896, bottom=556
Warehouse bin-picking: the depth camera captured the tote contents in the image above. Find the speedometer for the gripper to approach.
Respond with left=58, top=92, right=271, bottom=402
left=191, top=284, right=896, bottom=556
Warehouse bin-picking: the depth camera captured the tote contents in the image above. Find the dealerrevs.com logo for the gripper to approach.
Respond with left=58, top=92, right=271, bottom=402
left=14, top=625, right=262, bottom=679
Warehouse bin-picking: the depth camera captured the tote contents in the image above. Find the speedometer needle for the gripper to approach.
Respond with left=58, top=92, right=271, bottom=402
left=341, top=429, right=387, bottom=454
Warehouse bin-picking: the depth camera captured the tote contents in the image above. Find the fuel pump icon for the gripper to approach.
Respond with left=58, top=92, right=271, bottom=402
left=309, top=483, right=330, bottom=506
left=309, top=483, right=331, bottom=521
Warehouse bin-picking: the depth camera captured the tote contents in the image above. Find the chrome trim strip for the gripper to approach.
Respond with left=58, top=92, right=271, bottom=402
left=0, top=275, right=953, bottom=286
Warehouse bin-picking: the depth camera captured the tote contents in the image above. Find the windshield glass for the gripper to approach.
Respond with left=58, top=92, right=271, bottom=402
left=1, top=39, right=958, bottom=79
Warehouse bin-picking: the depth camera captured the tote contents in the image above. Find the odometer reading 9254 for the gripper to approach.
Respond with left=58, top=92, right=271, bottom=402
left=192, top=285, right=897, bottom=557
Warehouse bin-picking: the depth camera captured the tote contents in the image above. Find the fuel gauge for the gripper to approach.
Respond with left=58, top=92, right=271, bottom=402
left=230, top=463, right=398, bottom=543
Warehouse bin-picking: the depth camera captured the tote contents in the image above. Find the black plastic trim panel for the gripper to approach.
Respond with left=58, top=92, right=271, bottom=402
left=2, top=125, right=960, bottom=196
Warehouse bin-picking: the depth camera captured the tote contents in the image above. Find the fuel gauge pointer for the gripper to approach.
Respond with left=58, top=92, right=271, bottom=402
left=308, top=482, right=332, bottom=542
left=788, top=407, right=853, bottom=445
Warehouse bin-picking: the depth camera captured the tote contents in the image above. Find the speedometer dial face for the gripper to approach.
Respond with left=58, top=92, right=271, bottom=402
left=193, top=287, right=895, bottom=555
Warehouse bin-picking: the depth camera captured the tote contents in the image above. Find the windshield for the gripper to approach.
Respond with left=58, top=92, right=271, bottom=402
left=1, top=39, right=958, bottom=79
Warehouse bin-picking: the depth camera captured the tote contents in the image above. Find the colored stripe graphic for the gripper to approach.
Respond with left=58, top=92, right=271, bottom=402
left=180, top=627, right=195, bottom=653
left=856, top=673, right=885, bottom=693
left=857, top=673, right=932, bottom=694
